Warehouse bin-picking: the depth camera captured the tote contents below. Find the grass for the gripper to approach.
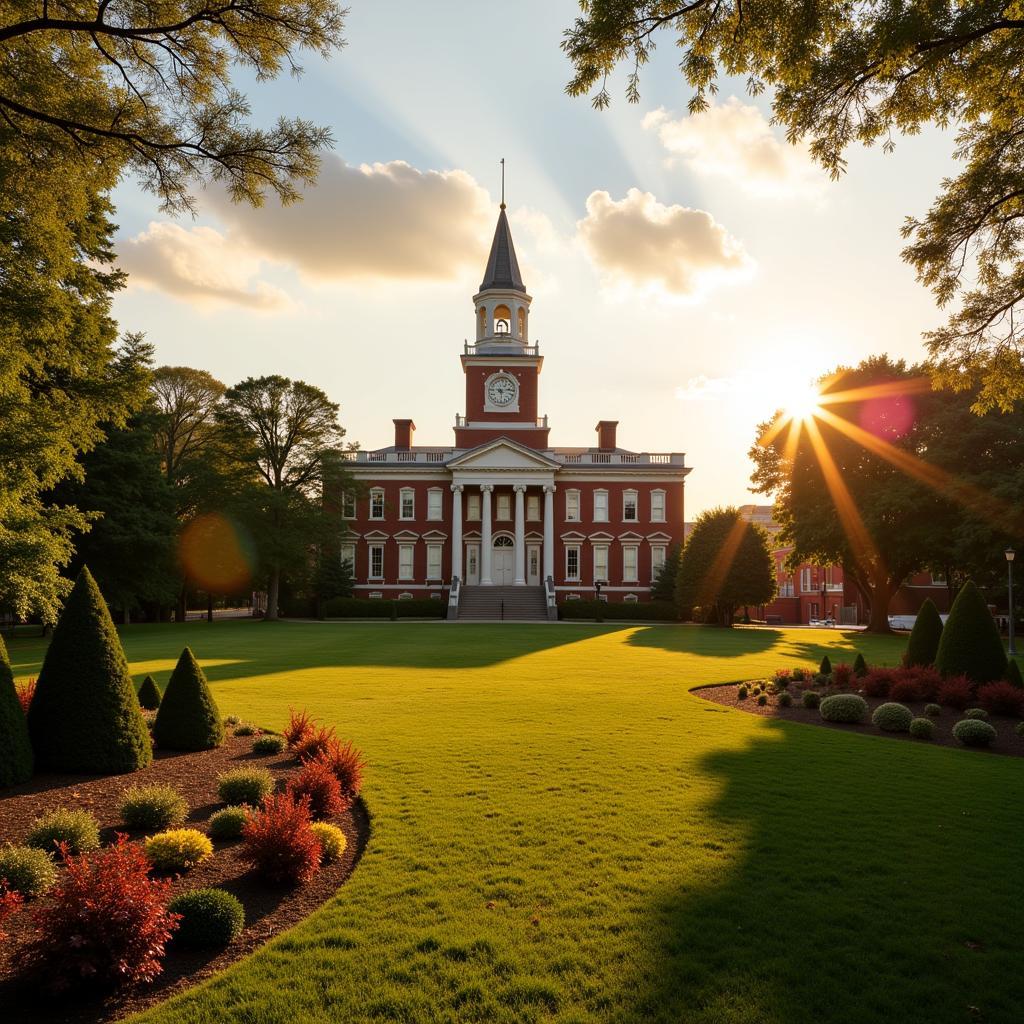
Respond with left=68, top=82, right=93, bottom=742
left=8, top=621, right=1024, bottom=1024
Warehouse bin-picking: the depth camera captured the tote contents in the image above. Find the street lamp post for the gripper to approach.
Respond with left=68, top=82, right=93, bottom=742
left=1006, top=548, right=1017, bottom=657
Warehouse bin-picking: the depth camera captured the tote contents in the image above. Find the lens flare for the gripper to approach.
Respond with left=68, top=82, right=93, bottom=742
left=178, top=513, right=255, bottom=593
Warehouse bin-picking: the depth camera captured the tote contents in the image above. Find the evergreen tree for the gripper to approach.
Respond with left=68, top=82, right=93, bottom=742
left=153, top=648, right=224, bottom=751
left=137, top=675, right=162, bottom=710
left=0, top=634, right=33, bottom=787
left=905, top=599, right=944, bottom=667
left=650, top=544, right=680, bottom=603
left=27, top=568, right=151, bottom=773
left=819, top=655, right=832, bottom=677
left=934, top=581, right=1008, bottom=684
left=853, top=652, right=868, bottom=677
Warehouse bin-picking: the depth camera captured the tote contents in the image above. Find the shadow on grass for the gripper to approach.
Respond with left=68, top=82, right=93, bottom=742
left=630, top=719, right=1024, bottom=1024
left=624, top=624, right=784, bottom=659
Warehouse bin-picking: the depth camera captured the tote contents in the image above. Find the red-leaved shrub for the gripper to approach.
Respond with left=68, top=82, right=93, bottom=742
left=284, top=707, right=315, bottom=749
left=773, top=668, right=792, bottom=685
left=831, top=663, right=853, bottom=689
left=318, top=739, right=365, bottom=808
left=16, top=678, right=36, bottom=715
left=915, top=666, right=942, bottom=702
left=977, top=681, right=1024, bottom=718
left=286, top=758, right=344, bottom=819
left=862, top=669, right=894, bottom=698
left=294, top=723, right=337, bottom=763
left=22, top=836, right=179, bottom=992
left=938, top=675, right=974, bottom=711
left=0, top=884, right=22, bottom=941
left=242, top=792, right=322, bottom=885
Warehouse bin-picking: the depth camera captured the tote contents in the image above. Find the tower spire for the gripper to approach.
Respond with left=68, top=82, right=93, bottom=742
left=500, top=157, right=505, bottom=210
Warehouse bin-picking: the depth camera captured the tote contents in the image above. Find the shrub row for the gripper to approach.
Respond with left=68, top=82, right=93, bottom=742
left=558, top=600, right=679, bottom=621
left=321, top=597, right=445, bottom=619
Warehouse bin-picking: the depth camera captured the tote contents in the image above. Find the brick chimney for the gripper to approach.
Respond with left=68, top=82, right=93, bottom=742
left=393, top=419, right=415, bottom=450
left=595, top=420, right=618, bottom=451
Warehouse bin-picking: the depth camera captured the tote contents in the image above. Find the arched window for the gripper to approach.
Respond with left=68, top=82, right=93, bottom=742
left=494, top=535, right=514, bottom=548
left=494, top=304, right=511, bottom=334
left=517, top=308, right=525, bottom=338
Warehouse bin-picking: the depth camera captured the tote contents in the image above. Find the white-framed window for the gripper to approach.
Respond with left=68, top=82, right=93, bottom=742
left=593, top=490, right=609, bottom=523
left=931, top=572, right=946, bottom=585
left=651, top=544, right=666, bottom=582
left=368, top=590, right=383, bottom=599
left=593, top=544, right=609, bottom=582
left=565, top=545, right=581, bottom=581
left=342, top=491, right=356, bottom=519
left=369, top=488, right=385, bottom=520
left=565, top=489, right=580, bottom=522
left=623, top=490, right=638, bottom=522
left=427, top=488, right=443, bottom=521
left=622, top=544, right=639, bottom=583
left=496, top=493, right=511, bottom=520
left=369, top=544, right=384, bottom=579
left=466, top=545, right=479, bottom=579
left=400, top=488, right=415, bottom=520
left=526, top=495, right=540, bottom=521
left=340, top=542, right=355, bottom=570
left=650, top=490, right=666, bottom=523
left=398, top=592, right=413, bottom=600
left=624, top=593, right=639, bottom=603
left=566, top=593, right=581, bottom=601
left=426, top=543, right=442, bottom=580
left=398, top=543, right=414, bottom=580
left=800, top=568, right=812, bottom=593
left=467, top=494, right=481, bottom=520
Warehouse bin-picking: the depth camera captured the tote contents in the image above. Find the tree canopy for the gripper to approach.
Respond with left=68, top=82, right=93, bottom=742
left=562, top=2, right=1024, bottom=409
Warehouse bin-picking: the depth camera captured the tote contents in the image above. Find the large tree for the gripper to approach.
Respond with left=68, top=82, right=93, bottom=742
left=0, top=0, right=346, bottom=213
left=216, top=375, right=349, bottom=620
left=563, top=3, right=1024, bottom=409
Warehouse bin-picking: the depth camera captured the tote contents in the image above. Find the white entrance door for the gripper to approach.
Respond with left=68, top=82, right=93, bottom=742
left=527, top=543, right=541, bottom=586
left=493, top=536, right=514, bottom=585
left=465, top=543, right=480, bottom=585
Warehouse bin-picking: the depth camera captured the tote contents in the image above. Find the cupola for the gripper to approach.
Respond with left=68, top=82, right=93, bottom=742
left=472, top=200, right=532, bottom=353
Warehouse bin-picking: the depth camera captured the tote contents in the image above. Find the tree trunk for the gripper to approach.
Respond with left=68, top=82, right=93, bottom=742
left=122, top=606, right=130, bottom=625
left=864, top=578, right=894, bottom=633
left=266, top=568, right=280, bottom=621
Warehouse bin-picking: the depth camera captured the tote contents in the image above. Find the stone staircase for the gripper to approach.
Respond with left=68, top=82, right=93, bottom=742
left=456, top=585, right=548, bottom=621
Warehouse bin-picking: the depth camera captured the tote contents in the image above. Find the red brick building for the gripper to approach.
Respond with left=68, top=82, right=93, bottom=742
left=343, top=204, right=690, bottom=618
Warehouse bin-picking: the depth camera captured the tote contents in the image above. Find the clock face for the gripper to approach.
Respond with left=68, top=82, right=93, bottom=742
left=487, top=374, right=517, bottom=407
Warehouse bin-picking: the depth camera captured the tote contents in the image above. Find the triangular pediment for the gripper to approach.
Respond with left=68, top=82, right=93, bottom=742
left=448, top=437, right=559, bottom=471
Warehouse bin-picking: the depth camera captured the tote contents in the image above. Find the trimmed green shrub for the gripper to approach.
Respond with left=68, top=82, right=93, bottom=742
left=316, top=596, right=447, bottom=619
left=145, top=829, right=213, bottom=871
left=909, top=717, right=935, bottom=740
left=310, top=822, right=347, bottom=862
left=1016, top=721, right=1024, bottom=738
left=778, top=691, right=793, bottom=707
left=802, top=691, right=821, bottom=709
left=152, top=647, right=224, bottom=752
left=233, top=723, right=257, bottom=736
left=756, top=693, right=768, bottom=706
left=934, top=580, right=1008, bottom=684
left=168, top=888, right=245, bottom=947
left=253, top=734, right=286, bottom=755
left=120, top=784, right=188, bottom=831
left=819, top=655, right=832, bottom=677
left=0, top=633, right=33, bottom=787
left=27, top=567, right=151, bottom=774
left=218, top=766, right=274, bottom=806
left=137, top=675, right=162, bottom=710
left=819, top=693, right=868, bottom=723
left=209, top=806, right=251, bottom=841
left=558, top=599, right=679, bottom=621
left=1007, top=659, right=1023, bottom=689
left=925, top=703, right=942, bottom=718
left=871, top=702, right=913, bottom=732
left=224, top=715, right=241, bottom=727
left=952, top=718, right=997, bottom=748
left=905, top=599, right=944, bottom=667
left=0, top=844, right=57, bottom=897
left=27, top=808, right=101, bottom=854
left=964, top=707, right=990, bottom=720
left=853, top=652, right=868, bottom=677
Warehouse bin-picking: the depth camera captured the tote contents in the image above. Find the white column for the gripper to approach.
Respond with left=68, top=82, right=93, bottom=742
left=480, top=484, right=493, bottom=585
left=450, top=484, right=463, bottom=582
left=543, top=484, right=555, bottom=582
left=513, top=484, right=527, bottom=585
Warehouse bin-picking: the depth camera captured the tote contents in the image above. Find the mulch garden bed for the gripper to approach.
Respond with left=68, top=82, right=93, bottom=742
left=0, top=733, right=370, bottom=1024
left=696, top=683, right=1024, bottom=757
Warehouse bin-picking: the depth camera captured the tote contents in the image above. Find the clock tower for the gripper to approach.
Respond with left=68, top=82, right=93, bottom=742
left=455, top=202, right=550, bottom=450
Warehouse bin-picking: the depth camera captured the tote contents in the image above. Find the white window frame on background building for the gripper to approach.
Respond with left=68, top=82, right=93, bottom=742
left=426, top=488, right=443, bottom=521
left=340, top=542, right=355, bottom=570
left=650, top=544, right=666, bottom=582
left=467, top=493, right=481, bottom=520
left=623, top=490, right=638, bottom=522
left=565, top=544, right=581, bottom=581
left=526, top=494, right=540, bottom=521
left=426, top=543, right=442, bottom=581
left=369, top=488, right=385, bottom=520
left=800, top=567, right=812, bottom=593
left=496, top=493, right=511, bottom=520
left=400, top=488, right=415, bottom=520
left=565, top=489, right=580, bottom=522
left=398, top=543, right=414, bottom=581
left=622, top=544, right=639, bottom=583
left=369, top=544, right=384, bottom=579
left=650, top=489, right=666, bottom=523
left=341, top=491, right=356, bottom=519
left=593, top=543, right=609, bottom=582
left=593, top=490, right=609, bottom=523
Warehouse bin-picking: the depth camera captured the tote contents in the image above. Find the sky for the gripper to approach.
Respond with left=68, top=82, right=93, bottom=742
left=109, top=1, right=960, bottom=518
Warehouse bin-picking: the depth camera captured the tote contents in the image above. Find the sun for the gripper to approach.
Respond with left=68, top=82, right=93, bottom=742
left=780, top=379, right=822, bottom=422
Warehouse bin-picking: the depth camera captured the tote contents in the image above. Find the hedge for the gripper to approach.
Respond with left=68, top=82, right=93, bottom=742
left=934, top=580, right=1007, bottom=684
left=0, top=633, right=32, bottom=787
left=558, top=600, right=679, bottom=621
left=905, top=598, right=944, bottom=667
left=320, top=597, right=445, bottom=619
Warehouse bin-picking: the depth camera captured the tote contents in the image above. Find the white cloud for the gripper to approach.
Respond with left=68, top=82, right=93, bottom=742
left=643, top=100, right=827, bottom=199
left=576, top=188, right=753, bottom=300
left=118, top=222, right=292, bottom=311
left=675, top=375, right=744, bottom=401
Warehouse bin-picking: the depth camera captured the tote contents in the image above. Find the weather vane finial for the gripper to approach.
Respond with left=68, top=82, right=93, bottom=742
left=500, top=157, right=506, bottom=210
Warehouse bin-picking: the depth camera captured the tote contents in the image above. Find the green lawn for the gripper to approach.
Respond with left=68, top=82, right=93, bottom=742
left=7, top=622, right=1024, bottom=1024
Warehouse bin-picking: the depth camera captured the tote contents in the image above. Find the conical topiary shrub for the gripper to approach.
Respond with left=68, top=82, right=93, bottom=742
left=819, top=654, right=832, bottom=677
left=27, top=567, right=151, bottom=773
left=0, top=634, right=33, bottom=787
left=853, top=652, right=868, bottom=677
left=934, top=580, right=1008, bottom=685
left=1007, top=659, right=1023, bottom=690
left=152, top=648, right=224, bottom=751
left=137, top=675, right=162, bottom=710
left=905, top=598, right=944, bottom=667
